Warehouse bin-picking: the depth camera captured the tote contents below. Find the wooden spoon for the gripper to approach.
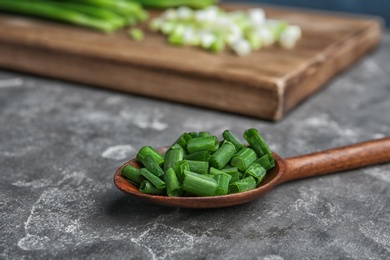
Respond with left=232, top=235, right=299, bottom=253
left=114, top=137, right=390, bottom=208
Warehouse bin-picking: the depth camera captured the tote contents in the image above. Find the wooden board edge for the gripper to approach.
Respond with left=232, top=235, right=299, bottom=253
left=0, top=42, right=281, bottom=120
left=280, top=19, right=382, bottom=118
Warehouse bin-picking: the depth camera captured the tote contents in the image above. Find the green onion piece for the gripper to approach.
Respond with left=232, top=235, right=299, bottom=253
left=243, top=128, right=272, bottom=158
left=143, top=154, right=164, bottom=177
left=164, top=168, right=182, bottom=197
left=121, top=164, right=144, bottom=186
left=222, top=130, right=244, bottom=152
left=129, top=28, right=144, bottom=41
left=198, top=131, right=210, bottom=137
left=173, top=132, right=192, bottom=150
left=185, top=160, right=209, bottom=174
left=228, top=176, right=257, bottom=194
left=164, top=144, right=184, bottom=171
left=210, top=140, right=236, bottom=169
left=230, top=147, right=258, bottom=171
left=175, top=160, right=190, bottom=182
left=212, top=169, right=232, bottom=195
left=255, top=154, right=275, bottom=170
left=244, top=163, right=266, bottom=186
left=182, top=170, right=218, bottom=196
left=139, top=180, right=165, bottom=195
left=184, top=150, right=210, bottom=162
left=188, top=132, right=199, bottom=138
left=137, top=146, right=164, bottom=166
left=222, top=166, right=241, bottom=183
left=187, top=136, right=218, bottom=154
left=140, top=168, right=166, bottom=189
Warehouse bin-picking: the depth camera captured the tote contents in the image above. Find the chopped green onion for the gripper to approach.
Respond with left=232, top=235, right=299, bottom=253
left=164, top=144, right=184, bottom=171
left=209, top=140, right=236, bottom=169
left=222, top=166, right=241, bottom=183
left=244, top=163, right=266, bottom=185
left=137, top=146, right=164, bottom=166
left=129, top=28, right=144, bottom=41
left=184, top=150, right=211, bottom=161
left=140, top=168, right=166, bottom=189
left=139, top=180, right=165, bottom=195
left=164, top=168, right=182, bottom=197
left=182, top=170, right=218, bottom=196
left=185, top=159, right=209, bottom=174
left=173, top=132, right=192, bottom=150
left=175, top=160, right=190, bottom=182
left=121, top=164, right=144, bottom=185
left=210, top=167, right=232, bottom=195
left=228, top=176, right=257, bottom=194
left=222, top=130, right=244, bottom=152
left=128, top=128, right=275, bottom=197
left=255, top=154, right=275, bottom=170
left=230, top=147, right=258, bottom=172
left=187, top=136, right=218, bottom=154
left=244, top=128, right=272, bottom=158
left=143, top=154, right=164, bottom=177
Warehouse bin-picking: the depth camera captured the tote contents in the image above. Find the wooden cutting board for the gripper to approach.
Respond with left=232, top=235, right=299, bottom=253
left=0, top=4, right=381, bottom=120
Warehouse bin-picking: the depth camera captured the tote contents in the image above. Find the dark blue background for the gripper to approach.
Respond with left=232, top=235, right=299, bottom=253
left=226, top=0, right=389, bottom=27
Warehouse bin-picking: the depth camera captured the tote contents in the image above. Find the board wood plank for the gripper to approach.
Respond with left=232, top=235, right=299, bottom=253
left=0, top=4, right=381, bottom=120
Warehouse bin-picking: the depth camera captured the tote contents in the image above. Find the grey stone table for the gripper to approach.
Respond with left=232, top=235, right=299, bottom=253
left=1, top=32, right=390, bottom=260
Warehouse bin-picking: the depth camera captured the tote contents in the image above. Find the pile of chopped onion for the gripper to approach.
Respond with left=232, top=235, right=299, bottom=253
left=149, top=6, right=301, bottom=56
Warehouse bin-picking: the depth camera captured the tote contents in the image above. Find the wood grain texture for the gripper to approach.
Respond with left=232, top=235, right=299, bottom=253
left=0, top=4, right=382, bottom=120
left=281, top=137, right=390, bottom=183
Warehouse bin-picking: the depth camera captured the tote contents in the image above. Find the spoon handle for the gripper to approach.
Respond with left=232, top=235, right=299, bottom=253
left=279, top=137, right=390, bottom=183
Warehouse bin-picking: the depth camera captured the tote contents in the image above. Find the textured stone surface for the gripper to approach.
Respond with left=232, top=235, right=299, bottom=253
left=1, top=33, right=390, bottom=260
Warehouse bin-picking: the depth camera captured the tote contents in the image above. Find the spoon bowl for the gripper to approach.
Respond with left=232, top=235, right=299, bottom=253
left=114, top=137, right=390, bottom=208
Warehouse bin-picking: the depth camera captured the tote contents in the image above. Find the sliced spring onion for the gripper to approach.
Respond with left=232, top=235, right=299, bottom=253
left=164, top=144, right=184, bottom=171
left=139, top=180, right=165, bottom=195
left=164, top=168, right=182, bottom=197
left=230, top=147, right=258, bottom=172
left=209, top=140, right=236, bottom=169
left=182, top=170, right=218, bottom=196
left=244, top=128, right=272, bottom=158
left=222, top=130, right=244, bottom=152
left=210, top=167, right=232, bottom=195
left=129, top=28, right=144, bottom=41
left=185, top=160, right=209, bottom=174
left=244, top=163, right=266, bottom=185
left=184, top=150, right=211, bottom=162
left=121, top=164, right=144, bottom=185
left=228, top=176, right=257, bottom=194
left=136, top=146, right=164, bottom=166
left=140, top=168, right=166, bottom=189
left=143, top=154, right=164, bottom=177
left=222, top=166, right=241, bottom=183
left=187, top=136, right=218, bottom=154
